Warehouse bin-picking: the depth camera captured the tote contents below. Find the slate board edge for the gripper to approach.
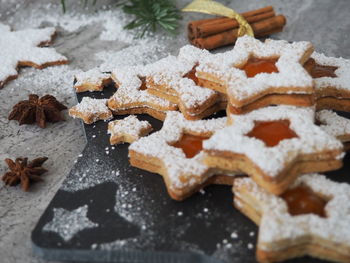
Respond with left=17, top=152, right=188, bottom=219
left=31, top=240, right=221, bottom=263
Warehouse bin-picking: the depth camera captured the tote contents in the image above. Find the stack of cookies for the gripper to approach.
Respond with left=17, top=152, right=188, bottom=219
left=69, top=36, right=350, bottom=263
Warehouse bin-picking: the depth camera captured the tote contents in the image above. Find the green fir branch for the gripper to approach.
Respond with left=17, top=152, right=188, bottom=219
left=121, top=0, right=181, bottom=37
left=60, top=0, right=181, bottom=37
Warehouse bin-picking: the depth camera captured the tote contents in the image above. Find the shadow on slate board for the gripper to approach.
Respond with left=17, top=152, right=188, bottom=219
left=32, top=83, right=350, bottom=263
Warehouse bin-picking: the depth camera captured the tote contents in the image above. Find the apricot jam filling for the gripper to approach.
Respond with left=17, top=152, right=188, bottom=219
left=172, top=134, right=209, bottom=158
left=246, top=120, right=298, bottom=147
left=304, top=58, right=338, bottom=78
left=242, top=57, right=279, bottom=78
left=184, top=65, right=199, bottom=85
left=281, top=185, right=327, bottom=217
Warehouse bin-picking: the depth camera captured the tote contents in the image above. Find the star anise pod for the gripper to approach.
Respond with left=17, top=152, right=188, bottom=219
left=8, top=94, right=67, bottom=128
left=2, top=157, right=48, bottom=191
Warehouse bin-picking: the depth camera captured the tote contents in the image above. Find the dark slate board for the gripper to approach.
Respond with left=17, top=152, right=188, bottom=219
left=32, top=83, right=350, bottom=263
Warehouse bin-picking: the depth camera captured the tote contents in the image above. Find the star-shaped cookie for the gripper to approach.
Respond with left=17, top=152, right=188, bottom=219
left=203, top=106, right=344, bottom=194
left=74, top=68, right=112, bottom=93
left=316, top=109, right=350, bottom=150
left=147, top=45, right=223, bottom=120
left=69, top=97, right=113, bottom=124
left=108, top=115, right=152, bottom=145
left=233, top=174, right=350, bottom=263
left=0, top=24, right=68, bottom=88
left=197, top=35, right=314, bottom=114
left=304, top=52, right=350, bottom=112
left=43, top=205, right=98, bottom=242
left=108, top=63, right=177, bottom=121
left=128, top=111, right=235, bottom=201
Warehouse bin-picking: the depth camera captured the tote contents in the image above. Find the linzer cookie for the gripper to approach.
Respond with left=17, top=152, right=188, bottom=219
left=233, top=174, right=350, bottom=263
left=128, top=111, right=236, bottom=201
left=316, top=110, right=350, bottom=151
left=0, top=24, right=68, bottom=88
left=74, top=68, right=112, bottom=93
left=69, top=97, right=113, bottom=124
left=146, top=46, right=224, bottom=120
left=108, top=115, right=152, bottom=145
left=304, top=52, right=350, bottom=112
left=203, top=106, right=344, bottom=195
left=196, top=35, right=314, bottom=114
left=108, top=64, right=177, bottom=121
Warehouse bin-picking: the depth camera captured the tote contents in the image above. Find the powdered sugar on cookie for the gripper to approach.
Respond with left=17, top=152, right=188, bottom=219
left=316, top=110, right=350, bottom=140
left=198, top=36, right=314, bottom=102
left=0, top=23, right=68, bottom=88
left=109, top=63, right=177, bottom=114
left=108, top=115, right=152, bottom=144
left=148, top=47, right=218, bottom=112
left=69, top=97, right=113, bottom=124
left=234, top=174, right=350, bottom=250
left=74, top=68, right=111, bottom=93
left=311, top=52, right=350, bottom=94
left=204, top=106, right=343, bottom=176
left=129, top=111, right=227, bottom=190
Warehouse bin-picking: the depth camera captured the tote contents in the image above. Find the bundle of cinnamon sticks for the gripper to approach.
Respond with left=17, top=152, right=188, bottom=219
left=188, top=6, right=286, bottom=50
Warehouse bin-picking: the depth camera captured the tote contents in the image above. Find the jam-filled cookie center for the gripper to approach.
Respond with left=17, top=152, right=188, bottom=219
left=304, top=58, right=338, bottom=78
left=242, top=57, right=279, bottom=78
left=172, top=133, right=209, bottom=158
left=183, top=64, right=199, bottom=85
left=281, top=185, right=327, bottom=217
left=138, top=76, right=148, bottom=90
left=246, top=120, right=298, bottom=147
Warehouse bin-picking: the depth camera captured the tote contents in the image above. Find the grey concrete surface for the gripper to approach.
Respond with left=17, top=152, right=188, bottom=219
left=0, top=0, right=349, bottom=262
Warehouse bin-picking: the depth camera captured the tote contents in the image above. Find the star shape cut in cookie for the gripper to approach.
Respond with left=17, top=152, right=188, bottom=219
left=304, top=52, right=350, bottom=112
left=73, top=68, right=112, bottom=93
left=197, top=35, right=314, bottom=114
left=203, top=106, right=344, bottom=195
left=108, top=63, right=177, bottom=121
left=43, top=205, right=98, bottom=242
left=146, top=46, right=223, bottom=120
left=69, top=97, right=113, bottom=124
left=316, top=109, right=350, bottom=151
left=108, top=115, right=152, bottom=145
left=0, top=24, right=68, bottom=88
left=129, top=111, right=235, bottom=201
left=233, top=174, right=350, bottom=263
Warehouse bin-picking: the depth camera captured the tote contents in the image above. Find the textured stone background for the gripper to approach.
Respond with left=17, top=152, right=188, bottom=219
left=0, top=0, right=349, bottom=262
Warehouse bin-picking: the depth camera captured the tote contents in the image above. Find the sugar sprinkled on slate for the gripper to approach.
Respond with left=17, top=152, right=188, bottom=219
left=43, top=205, right=98, bottom=241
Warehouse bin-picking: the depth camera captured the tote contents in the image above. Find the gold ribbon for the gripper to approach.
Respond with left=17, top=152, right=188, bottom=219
left=182, top=0, right=254, bottom=37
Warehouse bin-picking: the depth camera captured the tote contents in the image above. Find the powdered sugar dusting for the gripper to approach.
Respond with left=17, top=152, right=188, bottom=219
left=69, top=97, right=113, bottom=123
left=129, top=111, right=227, bottom=190
left=73, top=97, right=110, bottom=114
left=198, top=35, right=314, bottom=102
left=312, top=52, right=350, bottom=94
left=149, top=46, right=217, bottom=111
left=0, top=23, right=67, bottom=87
left=204, top=106, right=343, bottom=176
left=109, top=63, right=176, bottom=112
left=108, top=115, right=152, bottom=142
left=316, top=110, right=350, bottom=141
left=74, top=68, right=111, bottom=92
left=43, top=205, right=98, bottom=242
left=234, top=174, right=350, bottom=251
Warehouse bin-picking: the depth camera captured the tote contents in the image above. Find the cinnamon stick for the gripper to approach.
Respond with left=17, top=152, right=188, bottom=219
left=191, top=15, right=287, bottom=50
left=188, top=6, right=274, bottom=39
left=197, top=10, right=275, bottom=38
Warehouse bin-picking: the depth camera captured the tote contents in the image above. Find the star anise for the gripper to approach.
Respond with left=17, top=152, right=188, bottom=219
left=8, top=94, right=67, bottom=128
left=2, top=157, right=48, bottom=191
